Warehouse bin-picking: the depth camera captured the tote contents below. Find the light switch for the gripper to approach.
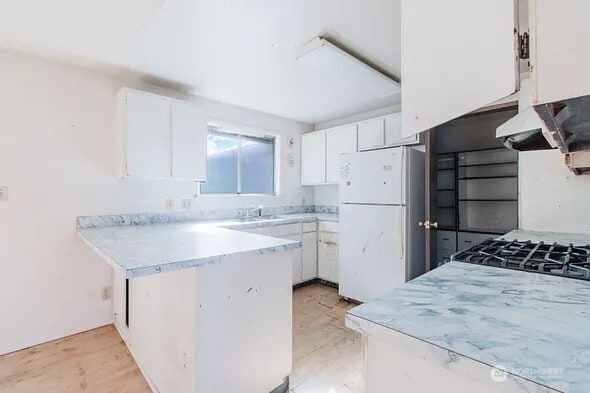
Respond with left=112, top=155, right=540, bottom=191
left=0, top=186, right=8, bottom=201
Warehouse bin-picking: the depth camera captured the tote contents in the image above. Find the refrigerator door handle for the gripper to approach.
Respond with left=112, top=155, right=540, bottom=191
left=400, top=213, right=405, bottom=260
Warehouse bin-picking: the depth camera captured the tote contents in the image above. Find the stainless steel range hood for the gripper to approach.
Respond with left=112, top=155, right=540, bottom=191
left=496, top=78, right=590, bottom=174
left=496, top=78, right=557, bottom=151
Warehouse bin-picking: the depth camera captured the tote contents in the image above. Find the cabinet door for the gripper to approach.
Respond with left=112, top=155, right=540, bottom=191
left=530, top=0, right=590, bottom=104
left=301, top=131, right=326, bottom=185
left=318, top=232, right=339, bottom=283
left=171, top=102, right=207, bottom=181
left=124, top=89, right=171, bottom=178
left=358, top=118, right=384, bottom=151
left=326, top=125, right=357, bottom=184
left=285, top=234, right=303, bottom=285
left=401, top=0, right=518, bottom=138
left=384, top=113, right=418, bottom=146
left=302, top=231, right=318, bottom=281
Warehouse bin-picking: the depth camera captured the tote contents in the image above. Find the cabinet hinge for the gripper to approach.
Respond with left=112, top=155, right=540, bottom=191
left=518, top=32, right=530, bottom=60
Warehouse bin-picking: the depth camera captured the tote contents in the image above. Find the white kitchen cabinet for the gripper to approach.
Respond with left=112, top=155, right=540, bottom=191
left=358, top=118, right=385, bottom=151
left=326, top=125, right=357, bottom=184
left=118, top=88, right=207, bottom=181
left=121, top=88, right=171, bottom=178
left=400, top=0, right=518, bottom=138
left=171, top=102, right=207, bottom=181
left=285, top=234, right=304, bottom=285
left=530, top=0, right=590, bottom=105
left=301, top=131, right=326, bottom=185
left=302, top=231, right=318, bottom=281
left=318, top=232, right=339, bottom=284
left=384, top=113, right=419, bottom=147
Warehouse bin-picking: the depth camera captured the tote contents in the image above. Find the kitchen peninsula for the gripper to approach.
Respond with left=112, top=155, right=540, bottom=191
left=76, top=214, right=315, bottom=393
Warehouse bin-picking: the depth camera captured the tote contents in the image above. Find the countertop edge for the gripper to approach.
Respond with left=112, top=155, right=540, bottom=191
left=345, top=313, right=562, bottom=393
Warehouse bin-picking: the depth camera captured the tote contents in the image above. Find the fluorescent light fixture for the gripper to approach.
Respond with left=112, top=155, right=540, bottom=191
left=297, top=37, right=400, bottom=97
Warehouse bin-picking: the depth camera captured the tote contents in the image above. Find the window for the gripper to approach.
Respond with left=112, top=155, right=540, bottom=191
left=200, top=128, right=276, bottom=195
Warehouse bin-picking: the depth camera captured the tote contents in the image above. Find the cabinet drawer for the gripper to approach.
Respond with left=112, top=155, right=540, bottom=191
left=458, top=149, right=517, bottom=166
left=302, top=222, right=317, bottom=233
left=436, top=231, right=457, bottom=251
left=457, top=232, right=496, bottom=250
left=318, top=221, right=339, bottom=233
left=241, top=227, right=272, bottom=236
left=271, top=223, right=301, bottom=237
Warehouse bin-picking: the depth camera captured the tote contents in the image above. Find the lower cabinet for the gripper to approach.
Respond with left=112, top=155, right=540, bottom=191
left=302, top=231, right=318, bottom=281
left=284, top=234, right=304, bottom=285
left=318, top=232, right=339, bottom=284
left=243, top=220, right=339, bottom=286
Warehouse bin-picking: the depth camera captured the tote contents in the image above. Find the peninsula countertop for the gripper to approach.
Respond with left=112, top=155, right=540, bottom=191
left=77, top=213, right=338, bottom=278
left=346, top=261, right=590, bottom=392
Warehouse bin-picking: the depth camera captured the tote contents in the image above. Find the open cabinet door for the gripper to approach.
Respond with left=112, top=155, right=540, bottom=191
left=401, top=0, right=519, bottom=138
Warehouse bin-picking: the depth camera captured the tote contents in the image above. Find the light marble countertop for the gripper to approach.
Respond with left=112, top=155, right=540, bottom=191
left=78, top=213, right=338, bottom=278
left=347, top=262, right=590, bottom=392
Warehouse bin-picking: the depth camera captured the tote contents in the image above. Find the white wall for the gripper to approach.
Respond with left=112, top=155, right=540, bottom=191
left=0, top=49, right=313, bottom=355
left=519, top=150, right=590, bottom=234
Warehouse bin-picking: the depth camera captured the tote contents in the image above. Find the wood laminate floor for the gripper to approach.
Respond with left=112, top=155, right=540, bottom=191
left=0, top=284, right=362, bottom=393
left=290, top=284, right=363, bottom=393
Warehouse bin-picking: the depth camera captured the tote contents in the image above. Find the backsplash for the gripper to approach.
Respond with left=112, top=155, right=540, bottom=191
left=76, top=205, right=338, bottom=229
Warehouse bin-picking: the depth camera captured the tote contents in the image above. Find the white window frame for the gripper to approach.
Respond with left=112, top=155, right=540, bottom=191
left=198, top=121, right=281, bottom=197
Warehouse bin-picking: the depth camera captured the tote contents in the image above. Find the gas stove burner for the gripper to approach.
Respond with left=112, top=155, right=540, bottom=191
left=451, top=238, right=590, bottom=281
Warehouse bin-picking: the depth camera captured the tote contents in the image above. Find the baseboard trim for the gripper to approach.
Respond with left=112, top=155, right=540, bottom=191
left=293, top=278, right=339, bottom=290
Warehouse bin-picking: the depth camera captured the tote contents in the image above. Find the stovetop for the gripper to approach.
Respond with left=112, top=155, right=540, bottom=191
left=451, top=238, right=590, bottom=280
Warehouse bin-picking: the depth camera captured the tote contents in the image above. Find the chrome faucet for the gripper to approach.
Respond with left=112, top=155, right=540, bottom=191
left=246, top=205, right=264, bottom=217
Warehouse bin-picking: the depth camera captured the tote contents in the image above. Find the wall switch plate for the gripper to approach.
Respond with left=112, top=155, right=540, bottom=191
left=166, top=199, right=174, bottom=210
left=102, top=286, right=112, bottom=301
left=0, top=186, right=8, bottom=202
left=181, top=199, right=193, bottom=209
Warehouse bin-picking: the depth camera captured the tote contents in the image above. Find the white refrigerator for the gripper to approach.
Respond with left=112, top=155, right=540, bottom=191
left=339, top=147, right=425, bottom=303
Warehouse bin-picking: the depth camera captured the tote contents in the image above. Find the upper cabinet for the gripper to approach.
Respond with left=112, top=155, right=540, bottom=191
left=171, top=102, right=207, bottom=180
left=529, top=0, right=590, bottom=105
left=122, top=89, right=172, bottom=178
left=358, top=119, right=385, bottom=151
left=302, top=125, right=357, bottom=185
left=301, top=130, right=327, bottom=185
left=326, top=125, right=357, bottom=183
left=384, top=113, right=419, bottom=147
left=401, top=0, right=519, bottom=138
left=118, top=88, right=207, bottom=181
left=302, top=113, right=421, bottom=185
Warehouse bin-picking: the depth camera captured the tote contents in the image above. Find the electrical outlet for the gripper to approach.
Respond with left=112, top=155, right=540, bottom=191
left=181, top=199, right=193, bottom=209
left=166, top=199, right=174, bottom=210
left=0, top=186, right=8, bottom=202
left=102, top=286, right=112, bottom=301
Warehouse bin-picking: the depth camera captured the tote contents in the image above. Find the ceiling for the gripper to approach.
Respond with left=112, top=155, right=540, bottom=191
left=0, top=0, right=401, bottom=124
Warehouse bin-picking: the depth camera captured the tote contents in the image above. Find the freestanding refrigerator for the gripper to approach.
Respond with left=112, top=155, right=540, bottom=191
left=339, top=146, right=425, bottom=303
